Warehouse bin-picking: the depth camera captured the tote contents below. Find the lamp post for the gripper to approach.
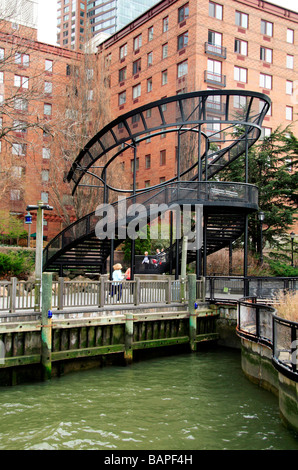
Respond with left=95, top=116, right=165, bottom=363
left=26, top=202, right=53, bottom=309
left=24, top=211, right=32, bottom=248
left=258, top=211, right=265, bottom=265
left=290, top=232, right=295, bottom=267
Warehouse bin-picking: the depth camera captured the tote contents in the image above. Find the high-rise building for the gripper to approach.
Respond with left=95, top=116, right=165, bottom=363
left=56, top=0, right=160, bottom=50
left=0, top=0, right=38, bottom=30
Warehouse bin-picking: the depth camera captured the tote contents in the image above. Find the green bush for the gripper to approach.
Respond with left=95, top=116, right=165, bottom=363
left=0, top=250, right=35, bottom=278
left=267, top=259, right=298, bottom=277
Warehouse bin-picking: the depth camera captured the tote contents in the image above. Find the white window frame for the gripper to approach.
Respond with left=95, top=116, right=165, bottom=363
left=234, top=66, right=247, bottom=83
left=259, top=73, right=272, bottom=90
left=132, top=83, right=141, bottom=99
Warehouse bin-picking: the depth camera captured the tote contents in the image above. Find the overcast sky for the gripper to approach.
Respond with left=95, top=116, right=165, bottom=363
left=37, top=0, right=298, bottom=45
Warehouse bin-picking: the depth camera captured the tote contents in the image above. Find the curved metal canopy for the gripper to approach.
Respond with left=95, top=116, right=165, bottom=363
left=66, top=89, right=271, bottom=196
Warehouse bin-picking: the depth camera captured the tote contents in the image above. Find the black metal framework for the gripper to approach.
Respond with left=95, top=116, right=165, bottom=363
left=238, top=297, right=298, bottom=383
left=44, top=90, right=271, bottom=278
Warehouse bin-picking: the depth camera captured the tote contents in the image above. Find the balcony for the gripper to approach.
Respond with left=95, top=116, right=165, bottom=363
left=205, top=42, right=227, bottom=59
left=204, top=70, right=226, bottom=87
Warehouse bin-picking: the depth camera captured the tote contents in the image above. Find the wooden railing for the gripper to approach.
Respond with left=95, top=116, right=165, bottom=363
left=0, top=277, right=206, bottom=313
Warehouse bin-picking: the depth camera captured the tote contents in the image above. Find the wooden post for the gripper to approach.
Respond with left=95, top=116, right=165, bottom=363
left=188, top=273, right=197, bottom=352
left=9, top=277, right=17, bottom=313
left=58, top=277, right=64, bottom=310
left=134, top=278, right=140, bottom=306
left=124, top=312, right=133, bottom=364
left=41, top=272, right=53, bottom=380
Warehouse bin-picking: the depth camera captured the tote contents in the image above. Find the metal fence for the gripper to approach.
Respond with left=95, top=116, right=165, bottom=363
left=206, top=276, right=298, bottom=301
left=238, top=297, right=298, bottom=382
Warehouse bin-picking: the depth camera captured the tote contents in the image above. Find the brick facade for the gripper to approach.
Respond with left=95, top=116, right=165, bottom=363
left=98, top=0, right=298, bottom=192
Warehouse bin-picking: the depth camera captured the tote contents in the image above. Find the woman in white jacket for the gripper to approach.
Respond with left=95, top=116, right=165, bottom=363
left=112, top=263, right=124, bottom=300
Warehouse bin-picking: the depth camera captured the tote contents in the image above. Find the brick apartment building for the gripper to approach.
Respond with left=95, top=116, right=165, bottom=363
left=97, top=0, right=298, bottom=191
left=0, top=20, right=82, bottom=242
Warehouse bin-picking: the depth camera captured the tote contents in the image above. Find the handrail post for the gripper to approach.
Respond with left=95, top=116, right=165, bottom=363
left=9, top=277, right=17, bottom=313
left=180, top=235, right=188, bottom=302
left=99, top=277, right=105, bottom=308
left=34, top=279, right=41, bottom=312
left=165, top=278, right=171, bottom=304
left=58, top=277, right=64, bottom=310
left=41, top=272, right=53, bottom=381
left=188, top=273, right=197, bottom=351
left=134, top=278, right=140, bottom=306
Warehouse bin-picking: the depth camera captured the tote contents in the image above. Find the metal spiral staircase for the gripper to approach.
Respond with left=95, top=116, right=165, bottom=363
left=43, top=90, right=271, bottom=278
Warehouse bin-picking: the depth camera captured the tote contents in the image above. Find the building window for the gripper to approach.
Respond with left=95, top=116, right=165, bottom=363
left=119, top=90, right=126, bottom=105
left=0, top=48, right=4, bottom=60
left=42, top=170, right=49, bottom=182
left=163, top=16, right=169, bottom=32
left=132, top=83, right=141, bottom=99
left=286, top=80, right=293, bottom=95
left=119, top=43, right=127, bottom=60
left=162, top=43, right=168, bottom=59
left=261, top=20, right=273, bottom=37
left=42, top=147, right=51, bottom=159
left=147, top=77, right=152, bottom=92
left=233, top=95, right=247, bottom=109
left=44, top=81, right=52, bottom=94
left=12, top=143, right=26, bottom=156
left=133, top=34, right=142, bottom=51
left=14, top=75, right=28, bottom=88
left=131, top=158, right=139, bottom=172
left=14, top=98, right=28, bottom=111
left=45, top=59, right=53, bottom=72
left=286, top=106, right=293, bottom=121
left=147, top=51, right=153, bottom=67
left=177, top=60, right=188, bottom=77
left=133, top=58, right=141, bottom=75
left=41, top=192, right=49, bottom=203
left=119, top=67, right=126, bottom=82
left=260, top=46, right=272, bottom=63
left=178, top=31, right=188, bottom=50
left=260, top=73, right=272, bottom=90
left=209, top=2, right=223, bottom=20
left=145, top=180, right=150, bottom=188
left=261, top=127, right=272, bottom=139
left=178, top=3, right=189, bottom=23
left=234, top=66, right=247, bottom=83
left=10, top=189, right=21, bottom=200
left=145, top=154, right=151, bottom=169
left=160, top=150, right=166, bottom=166
left=207, top=59, right=222, bottom=81
left=287, top=28, right=294, bottom=44
left=15, top=53, right=29, bottom=67
left=13, top=120, right=27, bottom=133
left=44, top=103, right=52, bottom=116
left=162, top=70, right=168, bottom=85
left=12, top=166, right=23, bottom=178
left=286, top=54, right=294, bottom=69
left=235, top=11, right=248, bottom=28
left=234, top=39, right=247, bottom=56
left=148, top=26, right=153, bottom=41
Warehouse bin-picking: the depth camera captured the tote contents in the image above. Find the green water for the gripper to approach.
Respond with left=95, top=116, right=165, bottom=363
left=0, top=347, right=297, bottom=451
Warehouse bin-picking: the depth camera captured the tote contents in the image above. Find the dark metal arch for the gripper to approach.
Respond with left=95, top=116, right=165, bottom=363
left=66, top=90, right=271, bottom=196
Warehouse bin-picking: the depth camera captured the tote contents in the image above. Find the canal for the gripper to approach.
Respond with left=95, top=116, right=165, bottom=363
left=0, top=346, right=297, bottom=451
